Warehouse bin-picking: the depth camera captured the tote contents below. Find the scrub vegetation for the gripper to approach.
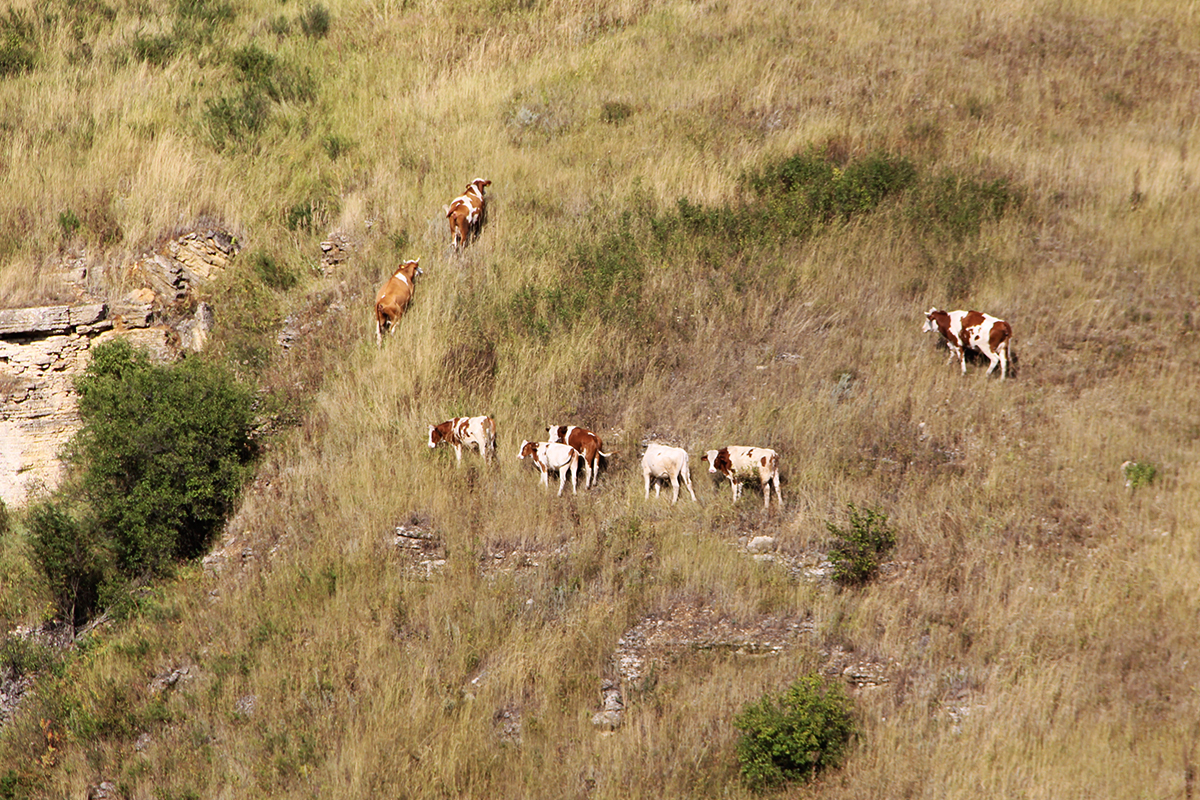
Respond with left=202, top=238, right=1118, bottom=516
left=2, top=0, right=1199, bottom=797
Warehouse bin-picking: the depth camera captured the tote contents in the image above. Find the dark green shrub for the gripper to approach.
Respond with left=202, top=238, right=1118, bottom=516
left=1122, top=460, right=1158, bottom=490
left=25, top=501, right=107, bottom=627
left=204, top=86, right=270, bottom=150
left=826, top=503, right=895, bottom=586
left=0, top=9, right=37, bottom=78
left=299, top=4, right=331, bottom=38
left=130, top=30, right=176, bottom=66
left=58, top=209, right=81, bottom=241
left=600, top=101, right=633, bottom=124
left=734, top=674, right=857, bottom=791
left=68, top=339, right=256, bottom=576
left=246, top=249, right=296, bottom=290
left=908, top=171, right=1019, bottom=242
left=0, top=634, right=55, bottom=680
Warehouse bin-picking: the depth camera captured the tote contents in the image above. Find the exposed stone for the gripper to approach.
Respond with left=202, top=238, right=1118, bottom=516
left=319, top=231, right=354, bottom=274
left=87, top=781, right=117, bottom=800
left=747, top=535, right=776, bottom=553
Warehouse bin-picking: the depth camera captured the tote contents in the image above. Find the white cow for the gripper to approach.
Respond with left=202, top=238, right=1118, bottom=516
left=641, top=444, right=697, bottom=504
left=701, top=446, right=782, bottom=509
left=518, top=440, right=582, bottom=496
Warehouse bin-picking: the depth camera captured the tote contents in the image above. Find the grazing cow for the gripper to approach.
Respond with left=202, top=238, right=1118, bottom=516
left=702, top=446, right=783, bottom=509
left=518, top=440, right=582, bottom=496
left=641, top=444, right=697, bottom=504
left=446, top=178, right=491, bottom=250
left=428, top=416, right=496, bottom=463
left=546, top=425, right=614, bottom=489
left=374, top=259, right=424, bottom=347
left=922, top=307, right=1012, bottom=379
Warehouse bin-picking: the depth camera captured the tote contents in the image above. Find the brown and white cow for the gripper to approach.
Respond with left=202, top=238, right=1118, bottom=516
left=641, top=443, right=697, bottom=504
left=545, top=425, right=613, bottom=489
left=428, top=416, right=496, bottom=463
left=446, top=178, right=491, bottom=251
left=922, top=307, right=1012, bottom=379
left=702, top=446, right=782, bottom=509
left=374, top=259, right=424, bottom=347
left=518, top=440, right=582, bottom=496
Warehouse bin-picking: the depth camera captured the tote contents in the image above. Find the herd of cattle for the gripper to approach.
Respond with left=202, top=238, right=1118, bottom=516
left=383, top=178, right=1016, bottom=507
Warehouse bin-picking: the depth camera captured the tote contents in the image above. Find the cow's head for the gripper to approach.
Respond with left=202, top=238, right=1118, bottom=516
left=517, top=440, right=536, bottom=460
left=470, top=178, right=491, bottom=194
left=701, top=448, right=731, bottom=475
left=397, top=258, right=423, bottom=281
left=428, top=425, right=443, bottom=448
left=922, top=307, right=945, bottom=334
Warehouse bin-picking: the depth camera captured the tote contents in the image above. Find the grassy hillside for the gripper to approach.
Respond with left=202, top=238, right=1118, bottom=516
left=3, top=0, right=1200, bottom=797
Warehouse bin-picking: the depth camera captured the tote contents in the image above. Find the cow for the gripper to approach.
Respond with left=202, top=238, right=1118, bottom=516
left=922, top=307, right=1012, bottom=379
left=545, top=425, right=614, bottom=489
left=428, top=416, right=496, bottom=463
left=641, top=443, right=697, bottom=504
left=518, top=440, right=582, bottom=496
left=446, top=178, right=491, bottom=251
left=374, top=259, right=424, bottom=347
left=701, top=446, right=783, bottom=509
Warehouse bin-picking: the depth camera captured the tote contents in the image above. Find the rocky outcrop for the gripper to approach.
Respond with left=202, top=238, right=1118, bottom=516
left=0, top=228, right=234, bottom=508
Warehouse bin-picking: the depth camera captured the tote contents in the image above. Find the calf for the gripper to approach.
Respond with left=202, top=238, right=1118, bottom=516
left=518, top=440, right=582, bottom=496
left=641, top=444, right=697, bottom=504
left=446, top=178, right=491, bottom=250
left=546, top=425, right=613, bottom=489
left=702, top=446, right=782, bottom=509
left=428, top=416, right=496, bottom=463
left=374, top=259, right=424, bottom=347
left=922, top=307, right=1012, bottom=379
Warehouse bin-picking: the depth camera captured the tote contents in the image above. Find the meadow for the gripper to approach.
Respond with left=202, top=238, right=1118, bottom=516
left=2, top=0, right=1200, bottom=797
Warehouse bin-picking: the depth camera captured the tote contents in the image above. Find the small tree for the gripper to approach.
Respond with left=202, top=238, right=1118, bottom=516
left=734, top=674, right=857, bottom=791
left=68, top=339, right=256, bottom=577
left=826, top=503, right=895, bottom=586
left=25, top=500, right=107, bottom=630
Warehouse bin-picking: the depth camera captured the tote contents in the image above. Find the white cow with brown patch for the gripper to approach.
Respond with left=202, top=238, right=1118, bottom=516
left=702, top=446, right=782, bottom=509
left=922, top=307, right=1012, bottom=379
left=446, top=178, right=491, bottom=251
left=518, top=440, right=582, bottom=496
left=428, top=416, right=496, bottom=463
left=374, top=259, right=423, bottom=347
left=641, top=444, right=697, bottom=504
left=546, top=425, right=613, bottom=489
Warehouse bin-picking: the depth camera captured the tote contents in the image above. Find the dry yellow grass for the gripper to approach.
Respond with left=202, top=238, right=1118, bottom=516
left=3, top=0, right=1200, bottom=797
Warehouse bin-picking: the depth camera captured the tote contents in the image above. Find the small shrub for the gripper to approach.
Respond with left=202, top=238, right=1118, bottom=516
left=204, top=87, right=270, bottom=150
left=299, top=4, right=331, bottom=38
left=25, top=501, right=107, bottom=627
left=57, top=210, right=81, bottom=240
left=909, top=171, right=1019, bottom=242
left=130, top=30, right=176, bottom=66
left=0, top=9, right=37, bottom=78
left=246, top=249, right=296, bottom=290
left=734, top=674, right=857, bottom=791
left=826, top=503, right=895, bottom=586
left=600, top=100, right=633, bottom=124
left=322, top=134, right=352, bottom=161
left=1122, top=460, right=1157, bottom=490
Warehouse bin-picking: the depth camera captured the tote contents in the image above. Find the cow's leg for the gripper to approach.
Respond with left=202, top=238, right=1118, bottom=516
left=556, top=466, right=567, bottom=496
left=569, top=457, right=578, bottom=494
left=773, top=475, right=784, bottom=507
left=682, top=468, right=696, bottom=502
left=644, top=469, right=651, bottom=499
left=985, top=351, right=1000, bottom=376
left=453, top=444, right=463, bottom=464
left=669, top=474, right=680, bottom=504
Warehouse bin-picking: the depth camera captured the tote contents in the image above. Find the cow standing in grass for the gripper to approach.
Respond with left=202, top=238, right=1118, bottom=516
left=429, top=416, right=496, bottom=463
left=922, top=307, right=1012, bottom=379
left=374, top=259, right=423, bottom=347
left=641, top=444, right=697, bottom=504
left=702, top=446, right=782, bottom=509
left=446, top=178, right=491, bottom=251
left=546, top=425, right=613, bottom=489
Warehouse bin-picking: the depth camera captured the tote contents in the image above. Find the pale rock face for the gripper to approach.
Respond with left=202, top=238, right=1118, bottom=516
left=0, top=228, right=237, bottom=507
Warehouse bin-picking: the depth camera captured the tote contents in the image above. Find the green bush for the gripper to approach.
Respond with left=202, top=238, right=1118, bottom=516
left=246, top=249, right=296, bottom=290
left=734, top=674, right=857, bottom=791
left=826, top=503, right=895, bottom=586
left=25, top=501, right=107, bottom=627
left=299, top=4, right=331, bottom=38
left=68, top=339, right=256, bottom=577
left=1122, top=460, right=1158, bottom=490
left=0, top=9, right=37, bottom=78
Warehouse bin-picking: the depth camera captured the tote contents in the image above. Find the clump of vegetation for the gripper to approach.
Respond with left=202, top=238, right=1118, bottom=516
left=1122, top=460, right=1158, bottom=490
left=734, top=674, right=857, bottom=791
left=0, top=8, right=37, bottom=78
left=826, top=503, right=896, bottom=586
left=69, top=340, right=256, bottom=576
left=246, top=248, right=296, bottom=290
left=299, top=4, right=331, bottom=38
left=25, top=500, right=108, bottom=628
left=601, top=100, right=634, bottom=124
